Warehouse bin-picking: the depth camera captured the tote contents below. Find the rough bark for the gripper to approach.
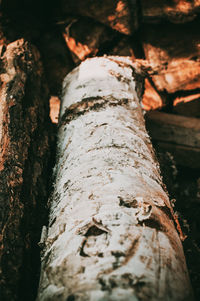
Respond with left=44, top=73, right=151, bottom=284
left=145, top=111, right=200, bottom=169
left=37, top=57, right=193, bottom=301
left=0, top=39, right=52, bottom=301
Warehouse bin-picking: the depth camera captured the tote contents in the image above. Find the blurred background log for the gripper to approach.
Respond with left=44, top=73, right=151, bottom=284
left=145, top=111, right=200, bottom=169
left=62, top=17, right=118, bottom=64
left=37, top=28, right=74, bottom=95
left=60, top=0, right=138, bottom=35
left=141, top=0, right=200, bottom=23
left=141, top=22, right=200, bottom=94
left=173, top=93, right=200, bottom=117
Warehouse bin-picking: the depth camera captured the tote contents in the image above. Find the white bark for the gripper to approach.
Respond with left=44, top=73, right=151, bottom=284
left=37, top=57, right=193, bottom=301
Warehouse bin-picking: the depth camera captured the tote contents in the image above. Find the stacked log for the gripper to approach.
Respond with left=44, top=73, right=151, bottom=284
left=0, top=39, right=52, bottom=300
left=145, top=111, right=200, bottom=169
left=0, top=0, right=200, bottom=300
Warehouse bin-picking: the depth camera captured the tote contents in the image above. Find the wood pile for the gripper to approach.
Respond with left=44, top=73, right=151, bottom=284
left=0, top=1, right=200, bottom=300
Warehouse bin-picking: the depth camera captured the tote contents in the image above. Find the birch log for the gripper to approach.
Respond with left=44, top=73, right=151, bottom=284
left=37, top=57, right=193, bottom=301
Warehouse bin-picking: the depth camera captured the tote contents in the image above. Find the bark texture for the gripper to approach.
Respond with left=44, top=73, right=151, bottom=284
left=37, top=57, right=193, bottom=301
left=0, top=39, right=51, bottom=301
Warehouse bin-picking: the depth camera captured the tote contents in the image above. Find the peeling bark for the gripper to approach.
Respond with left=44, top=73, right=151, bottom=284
left=37, top=57, right=193, bottom=301
left=0, top=39, right=51, bottom=301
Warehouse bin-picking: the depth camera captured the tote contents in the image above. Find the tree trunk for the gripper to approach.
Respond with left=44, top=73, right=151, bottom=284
left=37, top=57, right=193, bottom=301
left=0, top=39, right=52, bottom=301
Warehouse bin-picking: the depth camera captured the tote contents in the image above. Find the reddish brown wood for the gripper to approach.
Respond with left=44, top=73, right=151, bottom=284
left=63, top=17, right=117, bottom=64
left=142, top=23, right=200, bottom=93
left=60, top=0, right=137, bottom=35
left=141, top=0, right=200, bottom=23
left=142, top=79, right=164, bottom=110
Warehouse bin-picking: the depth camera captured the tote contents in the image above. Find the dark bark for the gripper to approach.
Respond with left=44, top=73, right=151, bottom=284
left=62, top=17, right=119, bottom=64
left=36, top=28, right=74, bottom=96
left=141, top=0, right=200, bottom=23
left=60, top=0, right=138, bottom=35
left=173, top=93, right=200, bottom=118
left=62, top=16, right=141, bottom=65
left=145, top=111, right=200, bottom=169
left=0, top=39, right=52, bottom=301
